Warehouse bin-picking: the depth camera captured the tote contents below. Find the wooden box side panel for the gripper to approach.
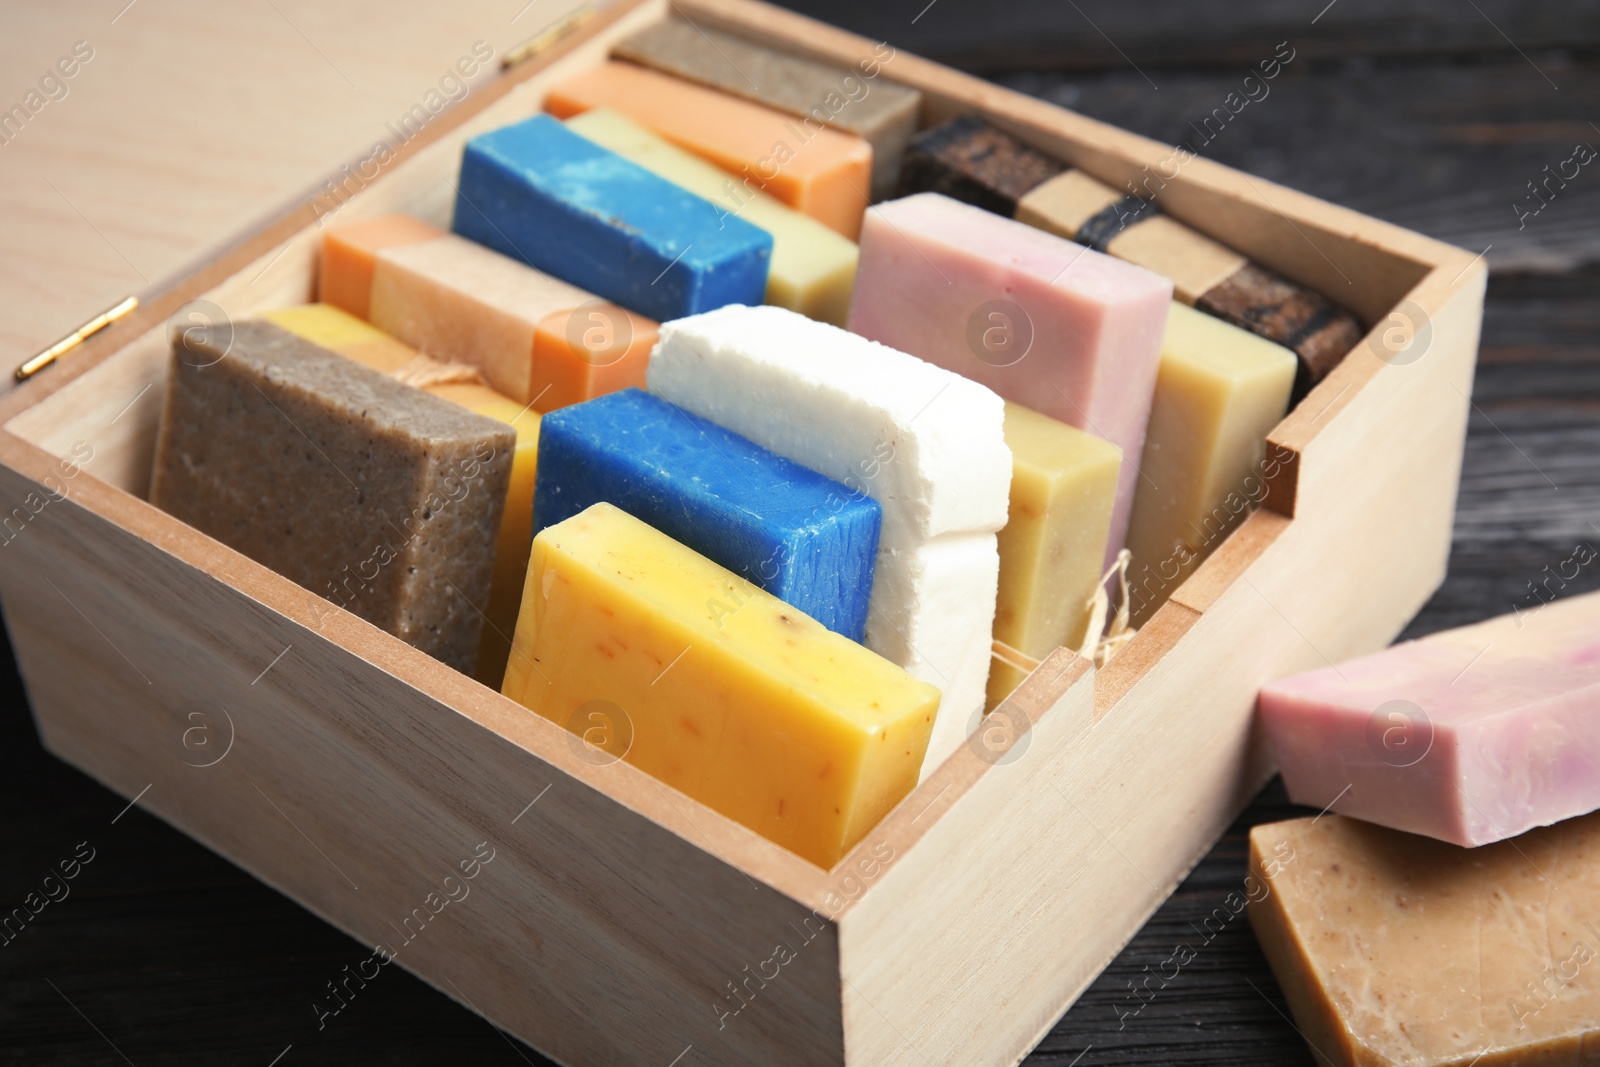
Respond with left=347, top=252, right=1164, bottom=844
left=0, top=450, right=846, bottom=1067
left=835, top=258, right=1484, bottom=1066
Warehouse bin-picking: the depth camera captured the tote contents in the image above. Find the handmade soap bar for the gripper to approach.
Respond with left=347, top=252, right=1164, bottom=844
left=545, top=61, right=873, bottom=239
left=1259, top=589, right=1600, bottom=846
left=1018, top=169, right=1364, bottom=400
left=150, top=321, right=514, bottom=673
left=353, top=228, right=655, bottom=408
left=503, top=502, right=939, bottom=869
left=850, top=191, right=1171, bottom=562
left=533, top=388, right=881, bottom=641
left=454, top=115, right=773, bottom=324
left=613, top=19, right=920, bottom=198
left=318, top=215, right=444, bottom=320
left=1249, top=813, right=1600, bottom=1067
left=260, top=304, right=541, bottom=685
left=901, top=116, right=1365, bottom=399
left=566, top=108, right=858, bottom=326
left=896, top=114, right=1065, bottom=216
left=1124, top=302, right=1295, bottom=626
left=988, top=402, right=1120, bottom=711
left=649, top=304, right=1011, bottom=777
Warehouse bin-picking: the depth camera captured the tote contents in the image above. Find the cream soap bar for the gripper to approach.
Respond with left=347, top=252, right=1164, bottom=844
left=150, top=321, right=514, bottom=674
left=1260, top=589, right=1600, bottom=847
left=648, top=304, right=1011, bottom=778
left=545, top=60, right=873, bottom=240
left=260, top=304, right=541, bottom=686
left=612, top=19, right=920, bottom=198
left=565, top=108, right=858, bottom=327
left=1250, top=813, right=1600, bottom=1067
left=850, top=191, right=1172, bottom=562
left=1124, top=302, right=1295, bottom=626
left=503, top=502, right=939, bottom=869
left=989, top=402, right=1120, bottom=711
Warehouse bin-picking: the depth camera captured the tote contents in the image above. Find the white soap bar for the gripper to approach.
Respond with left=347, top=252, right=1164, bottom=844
left=649, top=304, right=1011, bottom=778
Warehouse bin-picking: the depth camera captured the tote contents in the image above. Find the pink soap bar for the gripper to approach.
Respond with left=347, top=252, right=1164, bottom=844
left=848, top=192, right=1171, bottom=558
left=1260, top=589, right=1600, bottom=847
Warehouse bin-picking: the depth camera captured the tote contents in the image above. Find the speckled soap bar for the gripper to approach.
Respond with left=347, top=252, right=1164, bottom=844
left=149, top=320, right=514, bottom=673
left=613, top=18, right=919, bottom=198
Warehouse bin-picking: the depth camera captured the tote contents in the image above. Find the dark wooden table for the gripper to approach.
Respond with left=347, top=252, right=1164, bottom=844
left=4, top=1, right=1597, bottom=1062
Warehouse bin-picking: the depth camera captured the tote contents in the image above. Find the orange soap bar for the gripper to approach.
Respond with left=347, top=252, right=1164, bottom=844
left=546, top=60, right=872, bottom=240
left=318, top=215, right=444, bottom=320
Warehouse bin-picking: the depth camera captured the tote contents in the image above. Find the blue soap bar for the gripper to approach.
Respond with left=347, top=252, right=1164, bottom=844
left=534, top=388, right=880, bottom=641
left=453, top=115, right=773, bottom=323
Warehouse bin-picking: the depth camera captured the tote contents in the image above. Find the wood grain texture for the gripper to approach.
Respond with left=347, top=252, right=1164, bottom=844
left=0, top=0, right=592, bottom=384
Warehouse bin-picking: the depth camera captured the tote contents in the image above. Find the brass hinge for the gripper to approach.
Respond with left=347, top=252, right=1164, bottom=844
left=17, top=295, right=139, bottom=381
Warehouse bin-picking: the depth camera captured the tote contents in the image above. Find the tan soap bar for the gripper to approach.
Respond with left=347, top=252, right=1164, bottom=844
left=989, top=402, right=1119, bottom=710
left=1250, top=813, right=1600, bottom=1067
left=612, top=19, right=918, bottom=198
left=149, top=320, right=514, bottom=673
left=318, top=214, right=445, bottom=320
left=1124, top=302, right=1295, bottom=626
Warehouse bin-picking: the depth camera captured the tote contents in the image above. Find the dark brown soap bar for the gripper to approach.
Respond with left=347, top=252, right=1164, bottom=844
left=1196, top=262, right=1365, bottom=400
left=895, top=114, right=1065, bottom=215
left=149, top=320, right=514, bottom=673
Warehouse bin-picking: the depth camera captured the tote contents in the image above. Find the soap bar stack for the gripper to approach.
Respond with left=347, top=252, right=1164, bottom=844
left=851, top=190, right=1172, bottom=563
left=612, top=18, right=920, bottom=198
left=900, top=115, right=1365, bottom=399
left=546, top=60, right=873, bottom=239
left=649, top=304, right=1013, bottom=777
left=150, top=321, right=513, bottom=673
left=532, top=387, right=882, bottom=642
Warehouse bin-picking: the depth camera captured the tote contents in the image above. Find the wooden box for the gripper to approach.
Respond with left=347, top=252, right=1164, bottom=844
left=0, top=1, right=1484, bottom=1063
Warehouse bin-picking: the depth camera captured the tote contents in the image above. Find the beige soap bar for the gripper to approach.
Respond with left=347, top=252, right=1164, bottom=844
left=150, top=321, right=514, bottom=673
left=1250, top=813, right=1600, bottom=1067
left=1125, top=302, right=1295, bottom=626
left=989, top=402, right=1120, bottom=710
left=612, top=19, right=918, bottom=198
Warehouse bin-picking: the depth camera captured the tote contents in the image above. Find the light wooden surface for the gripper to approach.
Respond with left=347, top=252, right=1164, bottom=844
left=0, top=0, right=592, bottom=386
left=0, top=1, right=1483, bottom=1064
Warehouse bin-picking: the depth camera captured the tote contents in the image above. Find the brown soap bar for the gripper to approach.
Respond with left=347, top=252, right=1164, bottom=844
left=895, top=114, right=1065, bottom=216
left=614, top=19, right=920, bottom=199
left=150, top=320, right=514, bottom=673
left=1196, top=262, right=1364, bottom=401
left=1250, top=814, right=1600, bottom=1067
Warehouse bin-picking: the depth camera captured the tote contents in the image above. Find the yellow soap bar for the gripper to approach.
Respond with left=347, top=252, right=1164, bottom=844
left=545, top=61, right=873, bottom=240
left=566, top=109, right=858, bottom=327
left=988, top=402, right=1120, bottom=710
left=1125, top=302, right=1295, bottom=626
left=261, top=304, right=540, bottom=686
left=503, top=502, right=939, bottom=868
